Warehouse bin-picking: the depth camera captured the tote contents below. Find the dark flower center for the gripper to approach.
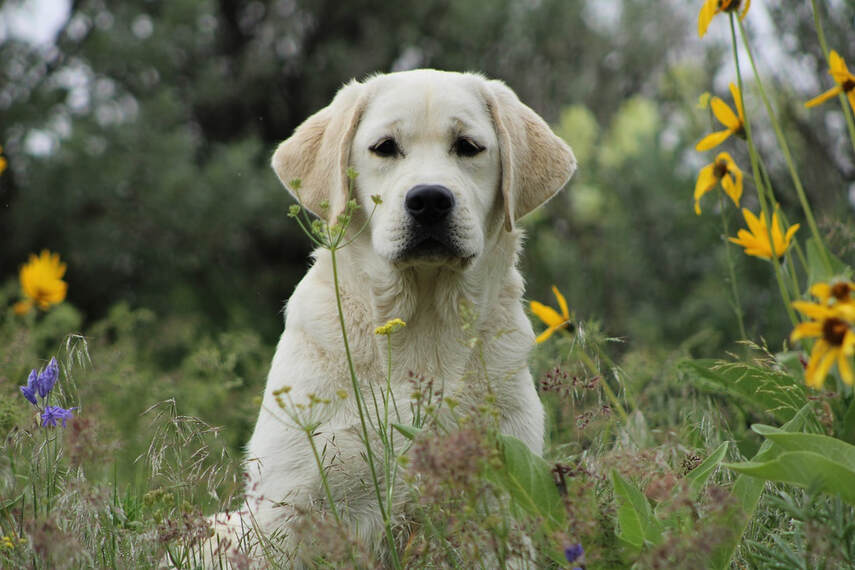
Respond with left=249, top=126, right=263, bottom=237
left=713, top=160, right=729, bottom=179
left=844, top=79, right=855, bottom=93
left=831, top=282, right=852, bottom=301
left=823, top=317, right=849, bottom=346
left=719, top=0, right=742, bottom=11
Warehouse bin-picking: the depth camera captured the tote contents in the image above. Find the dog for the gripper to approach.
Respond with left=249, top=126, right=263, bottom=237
left=206, top=68, right=575, bottom=566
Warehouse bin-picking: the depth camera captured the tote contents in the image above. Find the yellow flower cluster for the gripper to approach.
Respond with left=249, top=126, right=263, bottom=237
left=374, top=318, right=407, bottom=336
left=791, top=281, right=855, bottom=389
left=13, top=250, right=68, bottom=315
left=694, top=84, right=745, bottom=215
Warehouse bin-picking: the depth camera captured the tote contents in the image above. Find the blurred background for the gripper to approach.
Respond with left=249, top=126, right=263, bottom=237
left=1, top=0, right=854, bottom=462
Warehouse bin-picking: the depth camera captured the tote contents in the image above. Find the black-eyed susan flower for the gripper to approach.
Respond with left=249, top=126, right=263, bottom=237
left=698, top=0, right=751, bottom=38
left=694, top=152, right=743, bottom=215
left=530, top=286, right=572, bottom=344
left=808, top=280, right=855, bottom=306
left=728, top=208, right=799, bottom=260
left=696, top=83, right=745, bottom=151
left=13, top=250, right=68, bottom=315
left=805, top=50, right=855, bottom=113
left=791, top=293, right=855, bottom=388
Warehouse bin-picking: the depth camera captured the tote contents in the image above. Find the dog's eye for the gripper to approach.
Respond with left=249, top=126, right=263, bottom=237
left=453, top=137, right=484, bottom=157
left=369, top=138, right=400, bottom=158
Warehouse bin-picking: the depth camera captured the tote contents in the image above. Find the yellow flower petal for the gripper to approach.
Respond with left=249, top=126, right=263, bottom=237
left=805, top=340, right=831, bottom=388
left=729, top=83, right=744, bottom=121
left=695, top=129, right=733, bottom=152
left=792, top=300, right=835, bottom=320
left=838, top=350, right=854, bottom=385
left=535, top=325, right=561, bottom=344
left=739, top=0, right=751, bottom=21
left=790, top=321, right=822, bottom=342
left=711, top=97, right=741, bottom=130
left=530, top=300, right=563, bottom=328
left=805, top=86, right=842, bottom=108
left=551, top=285, right=569, bottom=321
left=809, top=282, right=832, bottom=303
left=698, top=0, right=718, bottom=38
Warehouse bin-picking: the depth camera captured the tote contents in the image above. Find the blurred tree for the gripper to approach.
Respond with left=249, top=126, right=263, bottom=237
left=2, top=0, right=849, bottom=353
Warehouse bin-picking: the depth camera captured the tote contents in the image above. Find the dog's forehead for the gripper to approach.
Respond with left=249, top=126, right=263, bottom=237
left=359, top=73, right=493, bottom=136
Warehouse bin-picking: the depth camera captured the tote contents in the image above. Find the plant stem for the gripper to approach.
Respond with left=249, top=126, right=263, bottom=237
left=329, top=246, right=401, bottom=569
left=719, top=193, right=747, bottom=339
left=305, top=428, right=340, bottom=523
left=810, top=0, right=855, bottom=156
left=736, top=17, right=831, bottom=275
left=729, top=15, right=799, bottom=327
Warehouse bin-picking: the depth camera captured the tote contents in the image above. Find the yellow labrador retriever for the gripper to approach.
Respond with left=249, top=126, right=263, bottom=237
left=208, top=69, right=575, bottom=563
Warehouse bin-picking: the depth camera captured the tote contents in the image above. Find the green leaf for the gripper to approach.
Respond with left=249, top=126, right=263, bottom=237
left=680, top=359, right=806, bottom=423
left=610, top=469, right=662, bottom=553
left=490, top=435, right=566, bottom=531
left=724, top=451, right=855, bottom=505
left=686, top=441, right=728, bottom=497
left=805, top=236, right=850, bottom=287
left=842, top=399, right=855, bottom=445
left=391, top=423, right=421, bottom=440
left=710, top=404, right=817, bottom=570
left=751, top=424, right=855, bottom=472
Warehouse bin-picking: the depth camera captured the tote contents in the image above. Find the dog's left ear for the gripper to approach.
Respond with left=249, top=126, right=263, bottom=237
left=271, top=80, right=368, bottom=223
left=482, top=80, right=577, bottom=231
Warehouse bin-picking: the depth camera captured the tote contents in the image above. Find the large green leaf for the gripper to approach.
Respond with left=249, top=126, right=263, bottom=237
left=680, top=359, right=806, bottom=422
left=710, top=404, right=817, bottom=570
left=805, top=236, right=851, bottom=287
left=724, top=451, right=855, bottom=505
left=751, top=424, right=855, bottom=471
left=491, top=435, right=566, bottom=531
left=610, top=470, right=662, bottom=553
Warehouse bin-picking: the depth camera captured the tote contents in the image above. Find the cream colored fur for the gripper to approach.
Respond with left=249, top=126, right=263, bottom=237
left=206, top=69, right=575, bottom=565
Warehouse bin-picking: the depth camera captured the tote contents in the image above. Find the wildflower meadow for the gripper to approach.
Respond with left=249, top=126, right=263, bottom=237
left=3, top=1, right=855, bottom=568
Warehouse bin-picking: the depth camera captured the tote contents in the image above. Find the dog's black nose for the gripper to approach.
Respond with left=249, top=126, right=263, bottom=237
left=405, top=185, right=455, bottom=225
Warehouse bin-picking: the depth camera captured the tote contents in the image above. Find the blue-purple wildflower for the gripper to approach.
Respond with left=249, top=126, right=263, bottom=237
left=565, top=543, right=585, bottom=566
left=41, top=406, right=75, bottom=428
left=19, top=357, right=60, bottom=406
left=36, top=357, right=59, bottom=398
left=20, top=369, right=38, bottom=405
left=19, top=357, right=75, bottom=428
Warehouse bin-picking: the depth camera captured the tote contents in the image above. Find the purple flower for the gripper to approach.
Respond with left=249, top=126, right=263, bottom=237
left=565, top=543, right=585, bottom=564
left=36, top=357, right=59, bottom=398
left=41, top=406, right=74, bottom=428
left=20, top=369, right=38, bottom=406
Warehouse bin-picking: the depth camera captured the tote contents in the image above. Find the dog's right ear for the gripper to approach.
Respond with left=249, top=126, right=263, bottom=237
left=271, top=80, right=368, bottom=222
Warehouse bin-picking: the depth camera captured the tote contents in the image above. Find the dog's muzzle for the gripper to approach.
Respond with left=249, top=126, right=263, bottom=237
left=399, top=184, right=464, bottom=260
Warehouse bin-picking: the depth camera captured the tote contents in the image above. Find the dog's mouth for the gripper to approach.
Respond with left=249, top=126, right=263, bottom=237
left=394, top=229, right=473, bottom=266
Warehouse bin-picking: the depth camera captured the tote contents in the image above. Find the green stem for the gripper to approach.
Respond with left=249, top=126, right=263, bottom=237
left=329, top=246, right=401, bottom=569
left=305, top=429, right=340, bottom=523
left=574, top=344, right=629, bottom=424
left=719, top=192, right=747, bottom=339
left=729, top=15, right=799, bottom=327
left=810, top=0, right=855, bottom=157
left=736, top=17, right=831, bottom=275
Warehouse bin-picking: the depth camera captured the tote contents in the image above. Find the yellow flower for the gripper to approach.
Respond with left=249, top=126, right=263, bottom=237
left=374, top=318, right=407, bottom=335
left=0, top=145, right=6, bottom=175
left=13, top=250, right=68, bottom=315
left=698, top=0, right=751, bottom=38
left=696, top=83, right=745, bottom=151
left=791, top=294, right=855, bottom=388
left=694, top=152, right=743, bottom=215
left=530, top=285, right=572, bottom=344
left=728, top=208, right=799, bottom=260
left=808, top=280, right=855, bottom=306
left=805, top=50, right=855, bottom=113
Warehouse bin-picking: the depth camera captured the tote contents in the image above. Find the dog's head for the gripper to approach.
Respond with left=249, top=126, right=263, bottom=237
left=271, top=69, right=575, bottom=266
